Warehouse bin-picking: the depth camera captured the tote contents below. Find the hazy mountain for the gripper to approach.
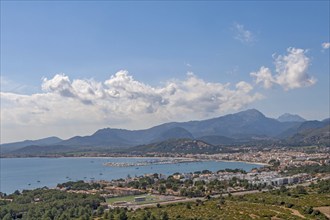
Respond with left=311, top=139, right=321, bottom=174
left=278, top=120, right=329, bottom=138
left=151, top=127, right=194, bottom=143
left=175, top=109, right=298, bottom=138
left=10, top=145, right=75, bottom=155
left=0, top=137, right=62, bottom=153
left=277, top=113, right=306, bottom=122
left=3, top=109, right=329, bottom=155
left=56, top=109, right=297, bottom=148
left=284, top=124, right=330, bottom=146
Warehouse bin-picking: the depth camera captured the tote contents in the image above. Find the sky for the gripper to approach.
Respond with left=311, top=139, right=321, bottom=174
left=1, top=1, right=329, bottom=143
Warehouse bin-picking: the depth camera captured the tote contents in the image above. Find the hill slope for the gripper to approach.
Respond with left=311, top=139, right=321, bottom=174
left=0, top=137, right=63, bottom=153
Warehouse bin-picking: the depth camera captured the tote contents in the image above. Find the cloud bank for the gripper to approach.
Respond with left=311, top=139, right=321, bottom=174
left=1, top=72, right=262, bottom=142
left=250, top=48, right=316, bottom=90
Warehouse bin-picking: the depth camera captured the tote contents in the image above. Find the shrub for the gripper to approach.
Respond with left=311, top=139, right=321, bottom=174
left=286, top=203, right=294, bottom=208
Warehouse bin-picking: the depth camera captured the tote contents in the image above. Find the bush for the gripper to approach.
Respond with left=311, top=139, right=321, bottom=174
left=286, top=203, right=294, bottom=208
left=304, top=206, right=313, bottom=215
left=312, top=210, right=320, bottom=216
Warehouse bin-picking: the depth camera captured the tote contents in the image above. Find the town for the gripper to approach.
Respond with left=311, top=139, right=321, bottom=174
left=53, top=147, right=330, bottom=211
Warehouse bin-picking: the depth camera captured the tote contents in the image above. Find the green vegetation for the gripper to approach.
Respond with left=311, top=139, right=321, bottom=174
left=106, top=180, right=330, bottom=220
left=0, top=188, right=104, bottom=219
left=1, top=180, right=329, bottom=219
left=216, top=168, right=247, bottom=174
left=57, top=180, right=102, bottom=191
left=282, top=164, right=330, bottom=175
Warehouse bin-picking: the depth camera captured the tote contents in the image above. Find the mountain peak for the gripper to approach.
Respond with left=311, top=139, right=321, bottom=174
left=236, top=109, right=265, bottom=118
left=277, top=113, right=306, bottom=122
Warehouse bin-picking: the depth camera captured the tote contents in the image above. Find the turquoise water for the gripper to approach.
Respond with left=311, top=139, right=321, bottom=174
left=0, top=157, right=262, bottom=194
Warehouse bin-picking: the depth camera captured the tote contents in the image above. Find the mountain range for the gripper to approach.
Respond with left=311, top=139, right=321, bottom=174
left=1, top=109, right=329, bottom=155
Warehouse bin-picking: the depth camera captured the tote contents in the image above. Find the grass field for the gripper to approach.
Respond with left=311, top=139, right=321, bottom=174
left=106, top=194, right=165, bottom=205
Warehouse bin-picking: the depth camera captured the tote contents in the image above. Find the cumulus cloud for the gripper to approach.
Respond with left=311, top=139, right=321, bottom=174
left=232, top=23, right=255, bottom=44
left=250, top=67, right=274, bottom=89
left=1, top=71, right=262, bottom=142
left=250, top=47, right=316, bottom=90
left=322, top=42, right=330, bottom=49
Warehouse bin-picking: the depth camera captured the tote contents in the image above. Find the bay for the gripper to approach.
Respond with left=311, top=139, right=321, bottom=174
left=0, top=157, right=262, bottom=194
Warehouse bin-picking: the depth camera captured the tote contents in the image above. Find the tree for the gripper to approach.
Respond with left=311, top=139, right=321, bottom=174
left=159, top=185, right=166, bottom=195
left=304, top=206, right=313, bottom=215
left=97, top=206, right=104, bottom=216
left=295, top=185, right=307, bottom=195
left=118, top=210, right=128, bottom=220
left=2, top=213, right=12, bottom=220
left=279, top=185, right=287, bottom=193
left=13, top=190, right=20, bottom=195
left=195, top=199, right=203, bottom=206
left=219, top=196, right=225, bottom=205
left=160, top=211, right=169, bottom=220
left=103, top=211, right=109, bottom=219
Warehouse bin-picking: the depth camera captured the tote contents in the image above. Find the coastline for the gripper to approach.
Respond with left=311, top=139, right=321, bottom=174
left=1, top=155, right=268, bottom=166
left=215, top=159, right=269, bottom=166
left=1, top=156, right=265, bottom=194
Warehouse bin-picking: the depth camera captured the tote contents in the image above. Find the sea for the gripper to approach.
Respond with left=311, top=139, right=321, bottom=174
left=0, top=157, right=262, bottom=194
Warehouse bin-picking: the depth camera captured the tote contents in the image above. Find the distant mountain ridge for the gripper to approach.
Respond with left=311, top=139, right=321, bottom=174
left=56, top=109, right=299, bottom=147
left=0, top=137, right=63, bottom=153
left=1, top=109, right=329, bottom=155
left=277, top=113, right=306, bottom=122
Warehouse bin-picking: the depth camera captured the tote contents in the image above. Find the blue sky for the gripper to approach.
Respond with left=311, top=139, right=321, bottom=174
left=1, top=1, right=329, bottom=143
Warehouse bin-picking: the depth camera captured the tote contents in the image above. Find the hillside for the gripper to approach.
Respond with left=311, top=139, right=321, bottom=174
left=285, top=124, right=330, bottom=146
left=130, top=139, right=219, bottom=154
left=0, top=137, right=63, bottom=153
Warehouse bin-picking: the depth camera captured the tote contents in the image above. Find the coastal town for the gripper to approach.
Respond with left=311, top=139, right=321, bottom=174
left=51, top=147, right=330, bottom=211
left=1, top=148, right=329, bottom=220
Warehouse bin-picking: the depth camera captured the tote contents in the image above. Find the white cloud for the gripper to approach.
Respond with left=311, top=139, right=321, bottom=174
left=233, top=23, right=255, bottom=44
left=1, top=71, right=262, bottom=143
left=250, top=67, right=274, bottom=89
left=250, top=47, right=316, bottom=90
left=322, top=42, right=330, bottom=49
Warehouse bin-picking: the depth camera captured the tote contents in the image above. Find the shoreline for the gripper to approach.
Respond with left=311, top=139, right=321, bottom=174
left=215, top=159, right=269, bottom=166
left=1, top=156, right=267, bottom=194
left=1, top=155, right=268, bottom=166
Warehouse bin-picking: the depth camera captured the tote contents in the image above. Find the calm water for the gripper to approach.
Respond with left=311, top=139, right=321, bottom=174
left=0, top=157, right=262, bottom=194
